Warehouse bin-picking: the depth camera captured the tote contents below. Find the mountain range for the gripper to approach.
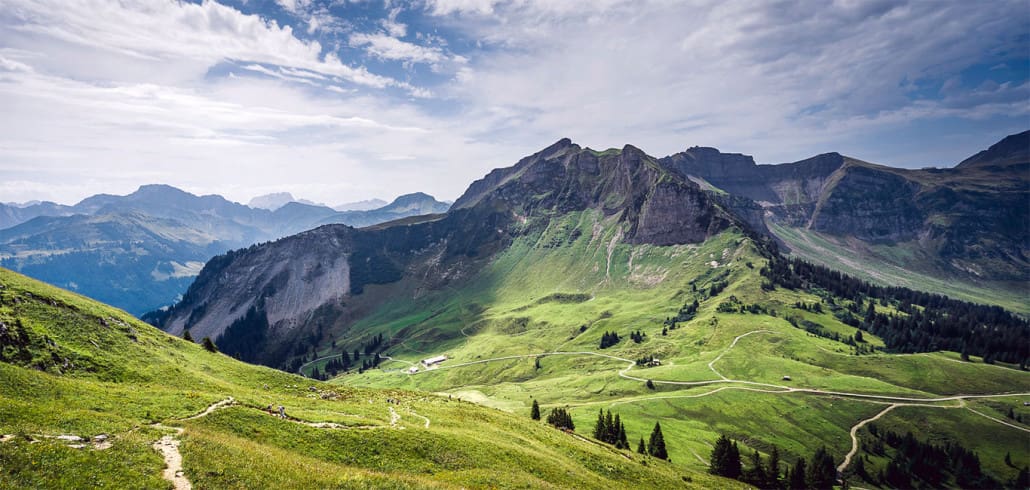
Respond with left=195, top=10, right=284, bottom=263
left=155, top=131, right=1029, bottom=363
left=141, top=132, right=1029, bottom=488
left=0, top=186, right=450, bottom=315
left=2, top=132, right=1027, bottom=489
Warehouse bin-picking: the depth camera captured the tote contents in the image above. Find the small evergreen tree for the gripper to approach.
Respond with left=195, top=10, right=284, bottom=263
left=709, top=434, right=741, bottom=478
left=744, top=449, right=767, bottom=487
left=807, top=447, right=836, bottom=490
left=530, top=399, right=541, bottom=420
left=637, top=437, right=646, bottom=454
left=646, top=379, right=656, bottom=390
left=788, top=458, right=806, bottom=490
left=766, top=444, right=782, bottom=488
left=201, top=336, right=218, bottom=353
left=648, top=421, right=668, bottom=460
left=593, top=409, right=606, bottom=440
left=182, top=329, right=193, bottom=342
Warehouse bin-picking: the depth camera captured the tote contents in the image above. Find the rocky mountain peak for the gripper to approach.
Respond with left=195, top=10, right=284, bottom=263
left=955, top=130, right=1030, bottom=168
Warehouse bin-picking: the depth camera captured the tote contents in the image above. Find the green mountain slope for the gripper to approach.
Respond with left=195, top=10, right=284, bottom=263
left=0, top=267, right=736, bottom=489
left=153, top=138, right=1029, bottom=488
left=327, top=219, right=1029, bottom=488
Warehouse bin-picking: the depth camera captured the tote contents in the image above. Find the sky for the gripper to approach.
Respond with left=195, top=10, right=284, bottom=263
left=0, top=0, right=1027, bottom=206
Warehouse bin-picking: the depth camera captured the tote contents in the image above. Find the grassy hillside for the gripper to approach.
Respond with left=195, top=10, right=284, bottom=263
left=769, top=222, right=1029, bottom=315
left=0, top=267, right=736, bottom=489
left=321, top=211, right=1030, bottom=488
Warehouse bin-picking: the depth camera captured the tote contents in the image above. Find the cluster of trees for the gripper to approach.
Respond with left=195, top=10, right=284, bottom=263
left=710, top=435, right=835, bottom=489
left=794, top=301, right=824, bottom=313
left=716, top=295, right=769, bottom=315
left=760, top=254, right=1029, bottom=366
left=362, top=333, right=386, bottom=355
left=214, top=306, right=268, bottom=362
left=664, top=299, right=699, bottom=328
left=860, top=424, right=1005, bottom=488
left=593, top=409, right=629, bottom=449
left=322, top=351, right=352, bottom=376
left=546, top=407, right=575, bottom=431
left=636, top=355, right=658, bottom=366
left=598, top=331, right=621, bottom=349
left=787, top=317, right=875, bottom=355
left=629, top=330, right=646, bottom=343
left=708, top=279, right=729, bottom=297
left=358, top=354, right=382, bottom=374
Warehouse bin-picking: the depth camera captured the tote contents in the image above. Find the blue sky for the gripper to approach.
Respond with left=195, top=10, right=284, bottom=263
left=0, top=0, right=1026, bottom=205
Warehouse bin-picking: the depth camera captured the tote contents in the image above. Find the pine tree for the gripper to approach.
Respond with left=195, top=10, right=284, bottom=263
left=201, top=336, right=218, bottom=353
left=530, top=399, right=541, bottom=420
left=648, top=421, right=668, bottom=460
left=807, top=447, right=836, bottom=490
left=1015, top=466, right=1029, bottom=489
left=593, top=409, right=606, bottom=440
left=637, top=437, right=646, bottom=454
left=605, top=410, right=615, bottom=443
left=788, top=458, right=806, bottom=490
left=766, top=444, right=782, bottom=488
left=646, top=379, right=656, bottom=390
left=612, top=413, right=621, bottom=445
left=729, top=442, right=742, bottom=479
left=182, top=329, right=193, bottom=342
left=745, top=449, right=767, bottom=487
left=618, top=421, right=628, bottom=449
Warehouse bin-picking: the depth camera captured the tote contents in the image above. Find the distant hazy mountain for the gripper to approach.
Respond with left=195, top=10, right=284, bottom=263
left=321, top=192, right=450, bottom=228
left=248, top=192, right=296, bottom=210
left=248, top=192, right=326, bottom=211
left=0, top=185, right=451, bottom=315
left=0, top=201, right=76, bottom=230
left=334, top=198, right=388, bottom=212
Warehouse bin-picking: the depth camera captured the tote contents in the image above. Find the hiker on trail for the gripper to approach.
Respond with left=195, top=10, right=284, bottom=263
left=278, top=406, right=285, bottom=419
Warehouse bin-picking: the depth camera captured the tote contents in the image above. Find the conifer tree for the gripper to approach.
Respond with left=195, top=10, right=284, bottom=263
left=612, top=413, right=622, bottom=446
left=201, top=336, right=218, bottom=353
left=709, top=434, right=740, bottom=478
left=618, top=421, right=629, bottom=449
left=648, top=421, right=668, bottom=460
left=593, top=409, right=606, bottom=440
left=744, top=449, right=767, bottom=487
left=766, top=444, right=782, bottom=488
left=807, top=447, right=836, bottom=489
left=637, top=437, right=646, bottom=454
left=788, top=458, right=806, bottom=490
left=182, top=329, right=193, bottom=342
left=605, top=410, right=615, bottom=443
left=530, top=399, right=541, bottom=420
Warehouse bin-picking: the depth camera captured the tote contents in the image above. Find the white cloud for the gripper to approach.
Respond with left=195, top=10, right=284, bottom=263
left=1, top=0, right=417, bottom=93
left=436, top=0, right=1029, bottom=163
left=349, top=32, right=446, bottom=64
left=381, top=7, right=408, bottom=37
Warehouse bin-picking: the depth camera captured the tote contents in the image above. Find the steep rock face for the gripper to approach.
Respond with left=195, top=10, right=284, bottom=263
left=659, top=148, right=844, bottom=209
left=456, top=141, right=733, bottom=244
left=809, top=162, right=925, bottom=242
left=163, top=226, right=354, bottom=341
